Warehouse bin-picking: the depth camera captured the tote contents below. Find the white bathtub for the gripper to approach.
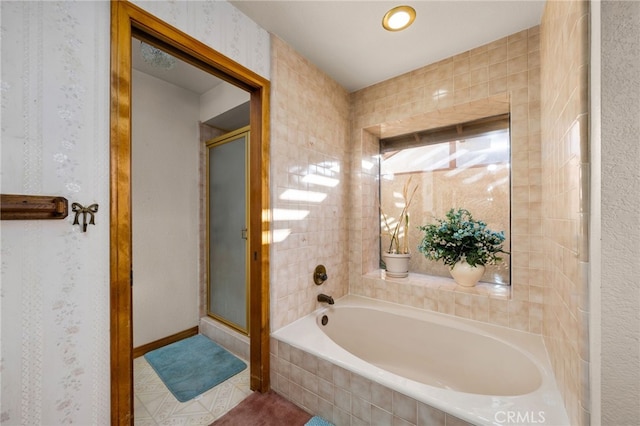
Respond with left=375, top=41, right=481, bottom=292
left=272, top=295, right=569, bottom=425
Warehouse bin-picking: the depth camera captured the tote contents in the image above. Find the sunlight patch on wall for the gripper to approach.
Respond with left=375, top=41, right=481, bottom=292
left=302, top=174, right=339, bottom=187
left=279, top=189, right=327, bottom=203
left=272, top=208, right=310, bottom=221
left=272, top=229, right=292, bottom=243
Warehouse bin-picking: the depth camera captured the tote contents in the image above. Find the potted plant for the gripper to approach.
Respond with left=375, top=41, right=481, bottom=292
left=381, top=177, right=418, bottom=278
left=417, top=208, right=507, bottom=286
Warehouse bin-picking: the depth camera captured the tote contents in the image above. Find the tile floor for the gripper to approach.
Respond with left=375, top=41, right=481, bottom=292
left=133, top=355, right=252, bottom=425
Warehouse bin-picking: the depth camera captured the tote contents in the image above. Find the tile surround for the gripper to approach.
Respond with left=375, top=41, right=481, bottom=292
left=199, top=316, right=250, bottom=362
left=270, top=36, right=351, bottom=330
left=349, top=27, right=543, bottom=334
left=540, top=0, right=590, bottom=424
left=270, top=338, right=473, bottom=426
left=270, top=15, right=589, bottom=426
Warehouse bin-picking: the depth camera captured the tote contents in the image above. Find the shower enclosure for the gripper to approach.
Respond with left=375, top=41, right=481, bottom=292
left=206, top=126, right=249, bottom=333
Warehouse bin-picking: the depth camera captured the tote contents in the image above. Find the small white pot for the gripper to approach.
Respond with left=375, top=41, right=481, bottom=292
left=449, top=260, right=485, bottom=287
left=382, top=252, right=411, bottom=278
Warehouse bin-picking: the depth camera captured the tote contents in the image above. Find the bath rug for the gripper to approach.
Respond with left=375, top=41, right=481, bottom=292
left=210, top=390, right=312, bottom=425
left=144, top=334, right=246, bottom=402
left=305, top=416, right=334, bottom=426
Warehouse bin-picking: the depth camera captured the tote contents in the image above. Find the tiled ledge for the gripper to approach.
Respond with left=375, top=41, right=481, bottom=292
left=366, top=269, right=511, bottom=298
left=351, top=270, right=541, bottom=333
left=199, top=316, right=250, bottom=361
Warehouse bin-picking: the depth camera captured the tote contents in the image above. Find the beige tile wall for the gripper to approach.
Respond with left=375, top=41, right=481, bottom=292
left=349, top=129, right=381, bottom=286
left=349, top=27, right=544, bottom=334
left=270, top=337, right=473, bottom=426
left=269, top=16, right=589, bottom=424
left=540, top=0, right=590, bottom=425
left=269, top=36, right=351, bottom=330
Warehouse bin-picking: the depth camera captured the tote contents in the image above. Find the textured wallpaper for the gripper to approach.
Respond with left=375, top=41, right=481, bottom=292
left=0, top=1, right=269, bottom=424
left=131, top=0, right=270, bottom=80
left=1, top=2, right=111, bottom=424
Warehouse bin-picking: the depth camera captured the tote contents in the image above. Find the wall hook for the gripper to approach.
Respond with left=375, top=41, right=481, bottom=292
left=71, top=202, right=99, bottom=232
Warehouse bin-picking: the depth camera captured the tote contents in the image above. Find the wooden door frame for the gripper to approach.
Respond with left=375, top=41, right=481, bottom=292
left=110, top=2, right=270, bottom=424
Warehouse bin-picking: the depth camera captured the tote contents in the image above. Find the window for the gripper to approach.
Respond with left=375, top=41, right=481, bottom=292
left=380, top=115, right=511, bottom=284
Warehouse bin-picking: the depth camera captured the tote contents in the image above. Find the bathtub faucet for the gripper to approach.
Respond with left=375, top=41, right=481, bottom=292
left=313, top=265, right=328, bottom=285
left=317, top=293, right=334, bottom=305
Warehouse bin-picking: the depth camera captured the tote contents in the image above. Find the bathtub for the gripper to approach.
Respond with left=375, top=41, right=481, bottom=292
left=271, top=295, right=569, bottom=426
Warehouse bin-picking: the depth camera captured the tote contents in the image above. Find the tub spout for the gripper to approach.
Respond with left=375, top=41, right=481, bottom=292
left=317, top=293, right=334, bottom=305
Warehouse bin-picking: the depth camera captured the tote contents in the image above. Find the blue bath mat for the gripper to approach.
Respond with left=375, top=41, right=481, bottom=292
left=305, top=416, right=334, bottom=426
left=144, top=334, right=246, bottom=402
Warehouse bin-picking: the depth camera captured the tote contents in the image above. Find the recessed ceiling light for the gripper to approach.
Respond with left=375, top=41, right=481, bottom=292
left=382, top=5, right=416, bottom=32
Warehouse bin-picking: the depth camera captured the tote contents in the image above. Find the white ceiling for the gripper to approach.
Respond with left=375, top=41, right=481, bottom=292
left=230, top=0, right=546, bottom=92
left=132, top=38, right=250, bottom=130
left=132, top=38, right=224, bottom=94
left=131, top=0, right=546, bottom=123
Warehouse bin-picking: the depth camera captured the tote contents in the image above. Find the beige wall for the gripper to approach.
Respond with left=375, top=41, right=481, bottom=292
left=269, top=36, right=351, bottom=330
left=599, top=1, right=640, bottom=424
left=349, top=28, right=544, bottom=333
left=132, top=70, right=201, bottom=347
left=540, top=1, right=590, bottom=425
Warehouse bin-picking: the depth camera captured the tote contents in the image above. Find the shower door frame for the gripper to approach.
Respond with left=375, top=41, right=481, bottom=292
left=206, top=127, right=251, bottom=334
left=109, top=2, right=271, bottom=424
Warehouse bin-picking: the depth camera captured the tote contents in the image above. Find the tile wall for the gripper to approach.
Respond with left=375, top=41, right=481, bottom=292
left=270, top=338, right=473, bottom=426
left=540, top=0, right=590, bottom=425
left=269, top=13, right=590, bottom=424
left=269, top=36, right=352, bottom=330
left=199, top=316, right=250, bottom=361
left=349, top=27, right=544, bottom=334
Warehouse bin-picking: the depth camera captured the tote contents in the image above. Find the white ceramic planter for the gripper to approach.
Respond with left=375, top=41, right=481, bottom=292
left=383, top=252, right=411, bottom=278
left=449, top=260, right=485, bottom=287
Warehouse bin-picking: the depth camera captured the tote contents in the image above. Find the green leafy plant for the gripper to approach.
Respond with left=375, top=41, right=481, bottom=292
left=381, top=177, right=418, bottom=254
left=417, top=208, right=508, bottom=267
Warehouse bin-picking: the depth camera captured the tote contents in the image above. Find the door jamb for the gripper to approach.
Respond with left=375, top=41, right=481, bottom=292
left=109, top=2, right=270, bottom=424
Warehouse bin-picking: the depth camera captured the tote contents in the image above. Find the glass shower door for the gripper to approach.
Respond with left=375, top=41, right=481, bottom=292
left=207, top=127, right=249, bottom=333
